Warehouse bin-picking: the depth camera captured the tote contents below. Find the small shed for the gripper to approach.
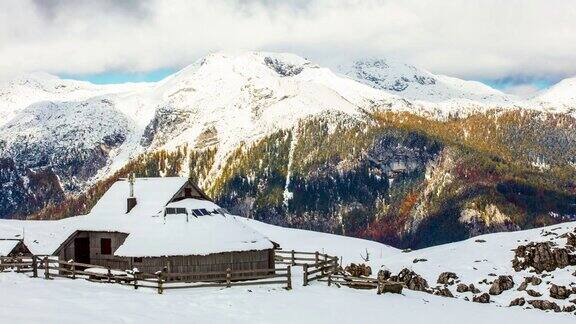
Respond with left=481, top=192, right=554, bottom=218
left=0, top=239, right=32, bottom=257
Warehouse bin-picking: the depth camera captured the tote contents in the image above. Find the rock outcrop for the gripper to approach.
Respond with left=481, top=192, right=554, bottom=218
left=456, top=283, right=480, bottom=294
left=473, top=293, right=490, bottom=303
left=489, top=275, right=514, bottom=295
left=526, top=289, right=542, bottom=297
left=549, top=284, right=572, bottom=300
left=433, top=287, right=454, bottom=298
left=394, top=268, right=429, bottom=292
left=509, top=297, right=526, bottom=307
left=527, top=300, right=561, bottom=312
left=437, top=272, right=458, bottom=285
left=512, top=242, right=576, bottom=273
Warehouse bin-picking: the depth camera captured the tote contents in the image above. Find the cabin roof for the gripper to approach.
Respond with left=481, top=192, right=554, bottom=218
left=0, top=239, right=21, bottom=256
left=115, top=199, right=272, bottom=257
left=0, top=177, right=274, bottom=257
left=90, top=177, right=191, bottom=217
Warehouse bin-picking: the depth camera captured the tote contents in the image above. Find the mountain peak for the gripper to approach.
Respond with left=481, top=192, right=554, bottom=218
left=335, top=57, right=513, bottom=104
left=534, top=77, right=576, bottom=107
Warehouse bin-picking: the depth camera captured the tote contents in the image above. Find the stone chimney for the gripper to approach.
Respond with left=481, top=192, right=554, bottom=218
left=126, top=174, right=137, bottom=213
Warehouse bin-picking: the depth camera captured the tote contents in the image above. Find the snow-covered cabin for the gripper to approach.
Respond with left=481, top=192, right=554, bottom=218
left=0, top=239, right=31, bottom=257
left=51, top=177, right=276, bottom=275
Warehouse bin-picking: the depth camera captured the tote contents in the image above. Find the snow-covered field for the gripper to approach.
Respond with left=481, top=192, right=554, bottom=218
left=1, top=218, right=575, bottom=323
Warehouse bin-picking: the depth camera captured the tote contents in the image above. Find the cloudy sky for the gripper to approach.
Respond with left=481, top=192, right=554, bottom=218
left=1, top=0, right=575, bottom=95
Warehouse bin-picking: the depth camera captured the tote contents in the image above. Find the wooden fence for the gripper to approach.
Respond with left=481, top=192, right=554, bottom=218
left=275, top=250, right=339, bottom=286
left=319, top=274, right=379, bottom=289
left=1, top=255, right=292, bottom=294
left=1, top=250, right=346, bottom=294
left=0, top=256, right=35, bottom=274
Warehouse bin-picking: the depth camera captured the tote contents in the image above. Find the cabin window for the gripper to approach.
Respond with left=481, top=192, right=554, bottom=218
left=165, top=207, right=187, bottom=215
left=184, top=187, right=192, bottom=197
left=134, top=257, right=142, bottom=263
left=100, top=238, right=112, bottom=255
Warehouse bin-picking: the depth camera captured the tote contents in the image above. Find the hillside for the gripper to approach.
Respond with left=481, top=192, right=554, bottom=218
left=1, top=51, right=575, bottom=249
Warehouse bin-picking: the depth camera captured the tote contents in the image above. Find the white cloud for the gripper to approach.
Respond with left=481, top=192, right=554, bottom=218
left=1, top=0, right=575, bottom=82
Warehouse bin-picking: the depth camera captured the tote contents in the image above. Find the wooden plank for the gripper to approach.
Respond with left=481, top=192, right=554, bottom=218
left=162, top=267, right=285, bottom=278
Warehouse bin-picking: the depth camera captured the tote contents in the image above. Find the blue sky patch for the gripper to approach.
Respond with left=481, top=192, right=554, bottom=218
left=60, top=68, right=177, bottom=84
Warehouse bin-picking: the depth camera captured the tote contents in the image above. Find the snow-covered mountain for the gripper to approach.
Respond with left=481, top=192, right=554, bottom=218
left=1, top=51, right=575, bottom=249
left=335, top=57, right=516, bottom=104
left=531, top=77, right=576, bottom=114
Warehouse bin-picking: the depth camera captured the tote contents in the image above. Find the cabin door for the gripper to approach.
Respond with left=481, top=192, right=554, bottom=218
left=74, top=237, right=90, bottom=265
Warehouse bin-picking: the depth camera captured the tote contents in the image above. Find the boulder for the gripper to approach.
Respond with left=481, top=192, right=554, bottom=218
left=526, top=289, right=542, bottom=297
left=563, top=305, right=576, bottom=312
left=413, top=258, right=427, bottom=263
left=433, top=287, right=454, bottom=298
left=469, top=284, right=481, bottom=294
left=550, top=284, right=572, bottom=299
left=518, top=276, right=543, bottom=291
left=456, top=283, right=480, bottom=293
left=456, top=283, right=469, bottom=293
left=345, top=263, right=372, bottom=277
left=396, top=268, right=429, bottom=292
left=377, top=282, right=403, bottom=295
left=437, top=272, right=458, bottom=285
left=489, top=275, right=514, bottom=295
left=527, top=300, right=561, bottom=312
left=512, top=242, right=576, bottom=273
left=509, top=297, right=526, bottom=307
left=517, top=281, right=528, bottom=291
left=473, top=293, right=490, bottom=303
left=528, top=276, right=542, bottom=285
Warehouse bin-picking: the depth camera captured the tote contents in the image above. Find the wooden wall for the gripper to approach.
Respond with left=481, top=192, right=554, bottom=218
left=8, top=241, right=32, bottom=257
left=59, top=231, right=130, bottom=269
left=171, top=182, right=208, bottom=202
left=132, top=249, right=275, bottom=276
left=57, top=231, right=274, bottom=279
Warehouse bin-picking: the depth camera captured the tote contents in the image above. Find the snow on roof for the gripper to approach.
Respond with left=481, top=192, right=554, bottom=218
left=0, top=240, right=20, bottom=256
left=115, top=199, right=273, bottom=257
left=90, top=177, right=189, bottom=217
left=0, top=196, right=273, bottom=257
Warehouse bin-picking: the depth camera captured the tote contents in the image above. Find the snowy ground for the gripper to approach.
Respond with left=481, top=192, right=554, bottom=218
left=1, top=219, right=575, bottom=323
left=0, top=269, right=572, bottom=324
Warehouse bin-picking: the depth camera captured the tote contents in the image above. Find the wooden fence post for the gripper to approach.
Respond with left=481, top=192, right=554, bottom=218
left=71, top=263, right=76, bottom=279
left=291, top=250, right=295, bottom=266
left=226, top=268, right=231, bottom=288
left=32, top=256, right=38, bottom=278
left=303, top=263, right=308, bottom=286
left=286, top=266, right=292, bottom=290
left=16, top=257, right=21, bottom=273
left=133, top=272, right=139, bottom=290
left=315, top=251, right=319, bottom=265
left=107, top=267, right=112, bottom=283
left=157, top=272, right=163, bottom=294
left=43, top=257, right=50, bottom=279
left=328, top=274, right=332, bottom=287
